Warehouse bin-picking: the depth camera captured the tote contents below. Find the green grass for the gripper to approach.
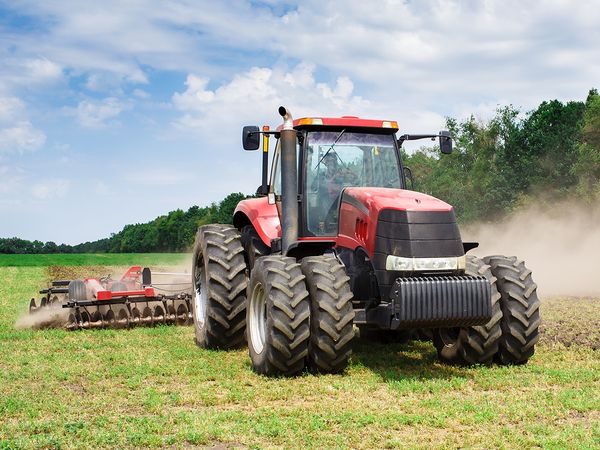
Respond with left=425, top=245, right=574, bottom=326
left=0, top=257, right=599, bottom=448
left=0, top=253, right=190, bottom=267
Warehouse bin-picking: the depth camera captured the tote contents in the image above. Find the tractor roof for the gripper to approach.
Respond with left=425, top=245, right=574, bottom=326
left=276, top=116, right=399, bottom=132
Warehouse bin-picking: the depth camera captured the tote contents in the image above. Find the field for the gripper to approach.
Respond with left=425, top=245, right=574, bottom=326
left=0, top=253, right=187, bottom=267
left=0, top=255, right=599, bottom=449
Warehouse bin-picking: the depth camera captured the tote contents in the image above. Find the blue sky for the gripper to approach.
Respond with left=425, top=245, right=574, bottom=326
left=1, top=0, right=599, bottom=244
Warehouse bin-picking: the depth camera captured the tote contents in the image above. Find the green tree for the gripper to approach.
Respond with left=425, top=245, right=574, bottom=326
left=572, top=88, right=600, bottom=200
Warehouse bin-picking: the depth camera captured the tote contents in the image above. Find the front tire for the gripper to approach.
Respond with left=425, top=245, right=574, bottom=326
left=484, top=255, right=541, bottom=365
left=300, top=255, right=355, bottom=373
left=433, top=255, right=502, bottom=365
left=247, top=256, right=310, bottom=376
left=192, top=225, right=248, bottom=349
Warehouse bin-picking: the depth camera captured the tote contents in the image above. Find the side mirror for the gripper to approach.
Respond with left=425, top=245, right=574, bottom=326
left=242, top=126, right=260, bottom=150
left=439, top=131, right=452, bottom=154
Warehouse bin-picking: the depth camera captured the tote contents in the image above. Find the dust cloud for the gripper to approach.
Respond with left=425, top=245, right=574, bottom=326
left=464, top=200, right=600, bottom=298
left=15, top=304, right=70, bottom=330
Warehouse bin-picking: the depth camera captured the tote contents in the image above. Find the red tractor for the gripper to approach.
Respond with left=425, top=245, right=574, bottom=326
left=191, top=106, right=540, bottom=376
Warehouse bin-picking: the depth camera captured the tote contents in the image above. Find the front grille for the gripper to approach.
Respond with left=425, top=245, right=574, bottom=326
left=390, top=275, right=492, bottom=328
left=373, top=209, right=464, bottom=299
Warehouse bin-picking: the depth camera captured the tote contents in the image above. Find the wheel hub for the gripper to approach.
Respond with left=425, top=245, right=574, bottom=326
left=439, top=327, right=460, bottom=347
left=249, top=281, right=267, bottom=354
left=194, top=267, right=207, bottom=328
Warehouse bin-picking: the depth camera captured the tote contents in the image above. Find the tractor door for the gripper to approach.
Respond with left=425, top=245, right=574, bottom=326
left=269, top=137, right=302, bottom=227
left=304, top=131, right=402, bottom=237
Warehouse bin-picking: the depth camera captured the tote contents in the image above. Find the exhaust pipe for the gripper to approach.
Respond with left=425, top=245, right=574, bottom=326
left=278, top=106, right=298, bottom=254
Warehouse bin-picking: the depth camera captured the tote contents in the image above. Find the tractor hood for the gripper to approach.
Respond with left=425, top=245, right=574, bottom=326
left=339, top=187, right=464, bottom=302
left=341, top=187, right=453, bottom=216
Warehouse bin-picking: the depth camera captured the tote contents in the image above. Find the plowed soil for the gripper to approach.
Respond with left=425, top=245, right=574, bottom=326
left=540, top=297, right=600, bottom=350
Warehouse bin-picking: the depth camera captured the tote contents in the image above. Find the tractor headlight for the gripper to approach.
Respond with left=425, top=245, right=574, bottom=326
left=386, top=255, right=466, bottom=272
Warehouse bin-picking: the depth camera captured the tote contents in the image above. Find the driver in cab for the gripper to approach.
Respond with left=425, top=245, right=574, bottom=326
left=317, top=152, right=357, bottom=233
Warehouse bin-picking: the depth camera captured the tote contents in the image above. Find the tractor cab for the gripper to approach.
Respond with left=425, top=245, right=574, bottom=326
left=271, top=128, right=403, bottom=236
left=244, top=115, right=413, bottom=241
left=242, top=113, right=452, bottom=245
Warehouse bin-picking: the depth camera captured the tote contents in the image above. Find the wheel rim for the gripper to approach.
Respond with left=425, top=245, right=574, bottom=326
left=194, top=266, right=207, bottom=328
left=249, top=281, right=267, bottom=354
left=439, top=327, right=460, bottom=347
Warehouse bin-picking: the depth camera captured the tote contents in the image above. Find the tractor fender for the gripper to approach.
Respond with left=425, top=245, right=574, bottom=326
left=233, top=197, right=280, bottom=248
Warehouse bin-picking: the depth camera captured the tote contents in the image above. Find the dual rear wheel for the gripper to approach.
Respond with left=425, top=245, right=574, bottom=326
left=192, top=225, right=355, bottom=376
left=246, top=255, right=355, bottom=376
left=432, top=254, right=540, bottom=366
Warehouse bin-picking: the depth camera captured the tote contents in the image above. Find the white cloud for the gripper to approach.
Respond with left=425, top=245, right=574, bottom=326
left=0, top=121, right=46, bottom=153
left=0, top=164, right=24, bottom=195
left=3, top=0, right=599, bottom=116
left=172, top=75, right=215, bottom=110
left=0, top=57, right=63, bottom=93
left=30, top=179, right=70, bottom=200
left=133, top=89, right=150, bottom=99
left=172, top=63, right=369, bottom=132
left=0, top=97, right=25, bottom=122
left=23, top=58, right=62, bottom=81
left=0, top=97, right=47, bottom=154
left=72, top=97, right=128, bottom=128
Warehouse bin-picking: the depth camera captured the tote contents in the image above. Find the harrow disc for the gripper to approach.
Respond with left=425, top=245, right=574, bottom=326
left=114, top=306, right=130, bottom=329
left=130, top=307, right=141, bottom=326
left=79, top=310, right=91, bottom=328
left=153, top=305, right=166, bottom=324
left=176, top=303, right=189, bottom=325
left=141, top=305, right=153, bottom=326
left=104, top=309, right=116, bottom=327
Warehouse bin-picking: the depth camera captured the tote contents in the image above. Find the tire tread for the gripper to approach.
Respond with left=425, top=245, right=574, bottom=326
left=301, top=255, right=355, bottom=373
left=192, top=224, right=248, bottom=349
left=484, top=255, right=541, bottom=365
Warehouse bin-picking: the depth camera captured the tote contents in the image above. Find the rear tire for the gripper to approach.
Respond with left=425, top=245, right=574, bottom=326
left=240, top=225, right=270, bottom=273
left=192, top=225, right=248, bottom=349
left=247, top=256, right=310, bottom=376
left=301, top=255, right=355, bottom=373
left=432, top=255, right=502, bottom=365
left=484, top=255, right=541, bottom=365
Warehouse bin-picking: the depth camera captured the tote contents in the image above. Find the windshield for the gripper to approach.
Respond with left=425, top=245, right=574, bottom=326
left=305, top=131, right=400, bottom=236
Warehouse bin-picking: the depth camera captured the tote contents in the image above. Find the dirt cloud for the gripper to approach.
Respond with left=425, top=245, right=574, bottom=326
left=15, top=304, right=69, bottom=330
left=464, top=200, right=600, bottom=298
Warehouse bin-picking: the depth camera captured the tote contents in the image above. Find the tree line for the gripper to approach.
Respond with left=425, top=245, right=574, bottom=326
left=403, top=89, right=600, bottom=222
left=0, top=193, right=247, bottom=254
left=2, top=89, right=599, bottom=253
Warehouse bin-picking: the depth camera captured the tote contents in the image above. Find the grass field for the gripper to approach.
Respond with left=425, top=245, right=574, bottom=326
left=0, top=255, right=599, bottom=448
left=0, top=253, right=190, bottom=267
